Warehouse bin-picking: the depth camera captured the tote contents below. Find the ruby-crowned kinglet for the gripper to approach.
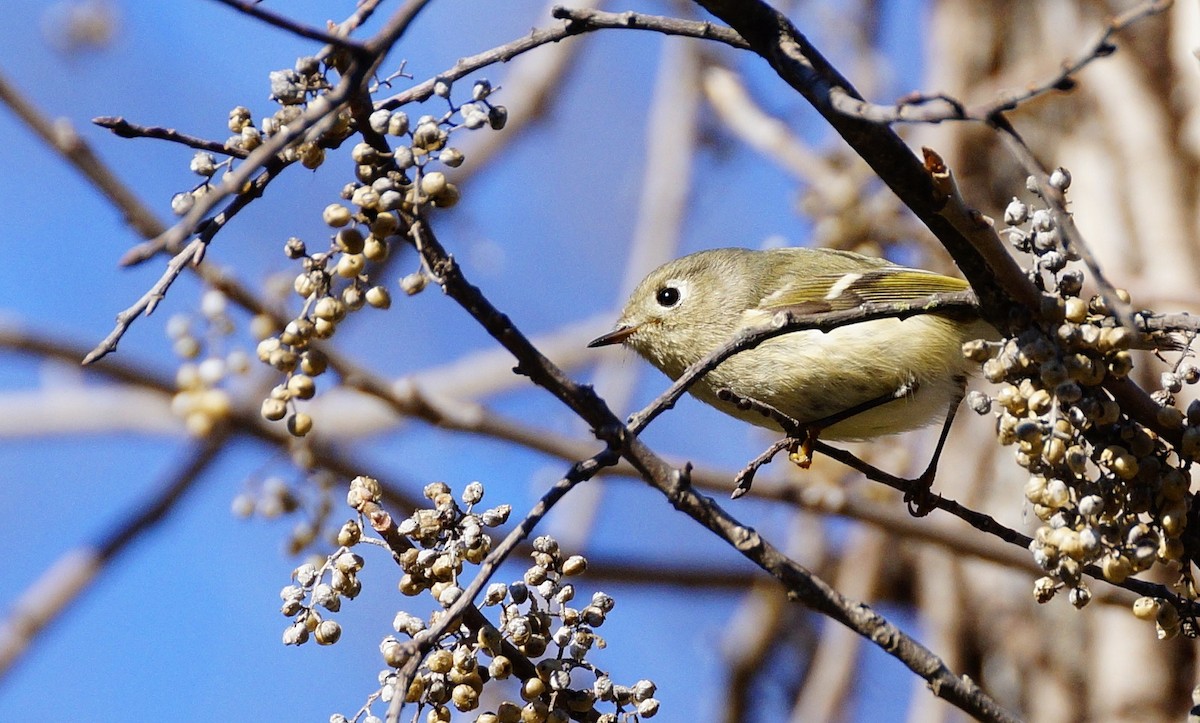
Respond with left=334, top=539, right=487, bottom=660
left=588, top=247, right=993, bottom=441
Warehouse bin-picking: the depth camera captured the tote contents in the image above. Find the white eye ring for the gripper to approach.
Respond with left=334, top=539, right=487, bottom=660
left=654, top=279, right=687, bottom=308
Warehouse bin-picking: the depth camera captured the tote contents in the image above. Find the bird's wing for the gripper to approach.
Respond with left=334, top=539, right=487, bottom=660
left=755, top=267, right=972, bottom=316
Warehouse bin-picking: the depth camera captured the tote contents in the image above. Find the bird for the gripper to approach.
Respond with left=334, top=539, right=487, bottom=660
left=588, top=247, right=993, bottom=496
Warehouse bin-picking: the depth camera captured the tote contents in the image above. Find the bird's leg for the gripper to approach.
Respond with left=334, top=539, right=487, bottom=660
left=720, top=379, right=969, bottom=515
left=719, top=384, right=915, bottom=497
left=717, top=388, right=805, bottom=436
left=795, top=380, right=920, bottom=466
left=717, top=389, right=806, bottom=498
left=903, top=376, right=967, bottom=517
left=719, top=381, right=919, bottom=499
left=731, top=438, right=795, bottom=499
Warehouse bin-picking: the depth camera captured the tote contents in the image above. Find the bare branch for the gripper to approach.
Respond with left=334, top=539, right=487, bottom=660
left=551, top=5, right=748, bottom=49
left=920, top=147, right=1042, bottom=310
left=827, top=0, right=1173, bottom=124
left=93, top=116, right=250, bottom=158
left=373, top=7, right=749, bottom=112
left=0, top=434, right=227, bottom=678
left=332, top=0, right=388, bottom=37
left=83, top=156, right=283, bottom=365
left=83, top=239, right=205, bottom=364
left=0, top=70, right=163, bottom=240
left=455, top=0, right=597, bottom=175
left=207, top=0, right=369, bottom=52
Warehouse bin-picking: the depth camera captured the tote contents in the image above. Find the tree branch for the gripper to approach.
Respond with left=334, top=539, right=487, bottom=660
left=0, top=71, right=164, bottom=240
left=93, top=116, right=250, bottom=158
left=686, top=0, right=1037, bottom=330
left=207, top=0, right=369, bottom=52
left=405, top=216, right=1019, bottom=723
left=551, top=5, right=748, bottom=48
left=826, top=0, right=1173, bottom=124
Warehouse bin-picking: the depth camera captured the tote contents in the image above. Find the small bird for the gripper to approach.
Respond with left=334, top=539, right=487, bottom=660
left=588, top=247, right=993, bottom=445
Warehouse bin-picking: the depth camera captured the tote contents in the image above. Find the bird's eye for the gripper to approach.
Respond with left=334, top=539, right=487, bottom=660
left=655, top=286, right=681, bottom=308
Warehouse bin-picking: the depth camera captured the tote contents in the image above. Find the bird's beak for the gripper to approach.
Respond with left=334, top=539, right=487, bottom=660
left=587, top=324, right=638, bottom=348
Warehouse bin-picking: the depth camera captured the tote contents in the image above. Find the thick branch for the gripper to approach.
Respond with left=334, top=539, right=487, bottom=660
left=687, top=0, right=1036, bottom=330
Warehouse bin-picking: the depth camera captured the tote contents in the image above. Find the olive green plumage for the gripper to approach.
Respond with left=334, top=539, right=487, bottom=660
left=590, top=247, right=993, bottom=440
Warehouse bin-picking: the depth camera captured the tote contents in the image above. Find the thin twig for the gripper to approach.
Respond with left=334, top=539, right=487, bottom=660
left=551, top=5, right=748, bottom=48
left=84, top=238, right=207, bottom=364
left=208, top=0, right=369, bottom=52
left=731, top=437, right=793, bottom=494
left=453, top=0, right=598, bottom=173
left=827, top=0, right=1173, bottom=124
left=372, top=8, right=750, bottom=112
left=84, top=158, right=282, bottom=364
left=332, top=0, right=388, bottom=37
left=1139, top=312, right=1200, bottom=334
left=93, top=116, right=250, bottom=158
left=919, top=147, right=1043, bottom=313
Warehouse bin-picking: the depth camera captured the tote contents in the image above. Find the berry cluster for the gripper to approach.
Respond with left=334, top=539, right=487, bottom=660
left=332, top=477, right=659, bottom=722
left=166, top=290, right=245, bottom=436
left=966, top=170, right=1196, bottom=635
left=173, top=55, right=353, bottom=217
left=473, top=544, right=661, bottom=723
left=248, top=75, right=505, bottom=439
left=279, top=518, right=366, bottom=648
